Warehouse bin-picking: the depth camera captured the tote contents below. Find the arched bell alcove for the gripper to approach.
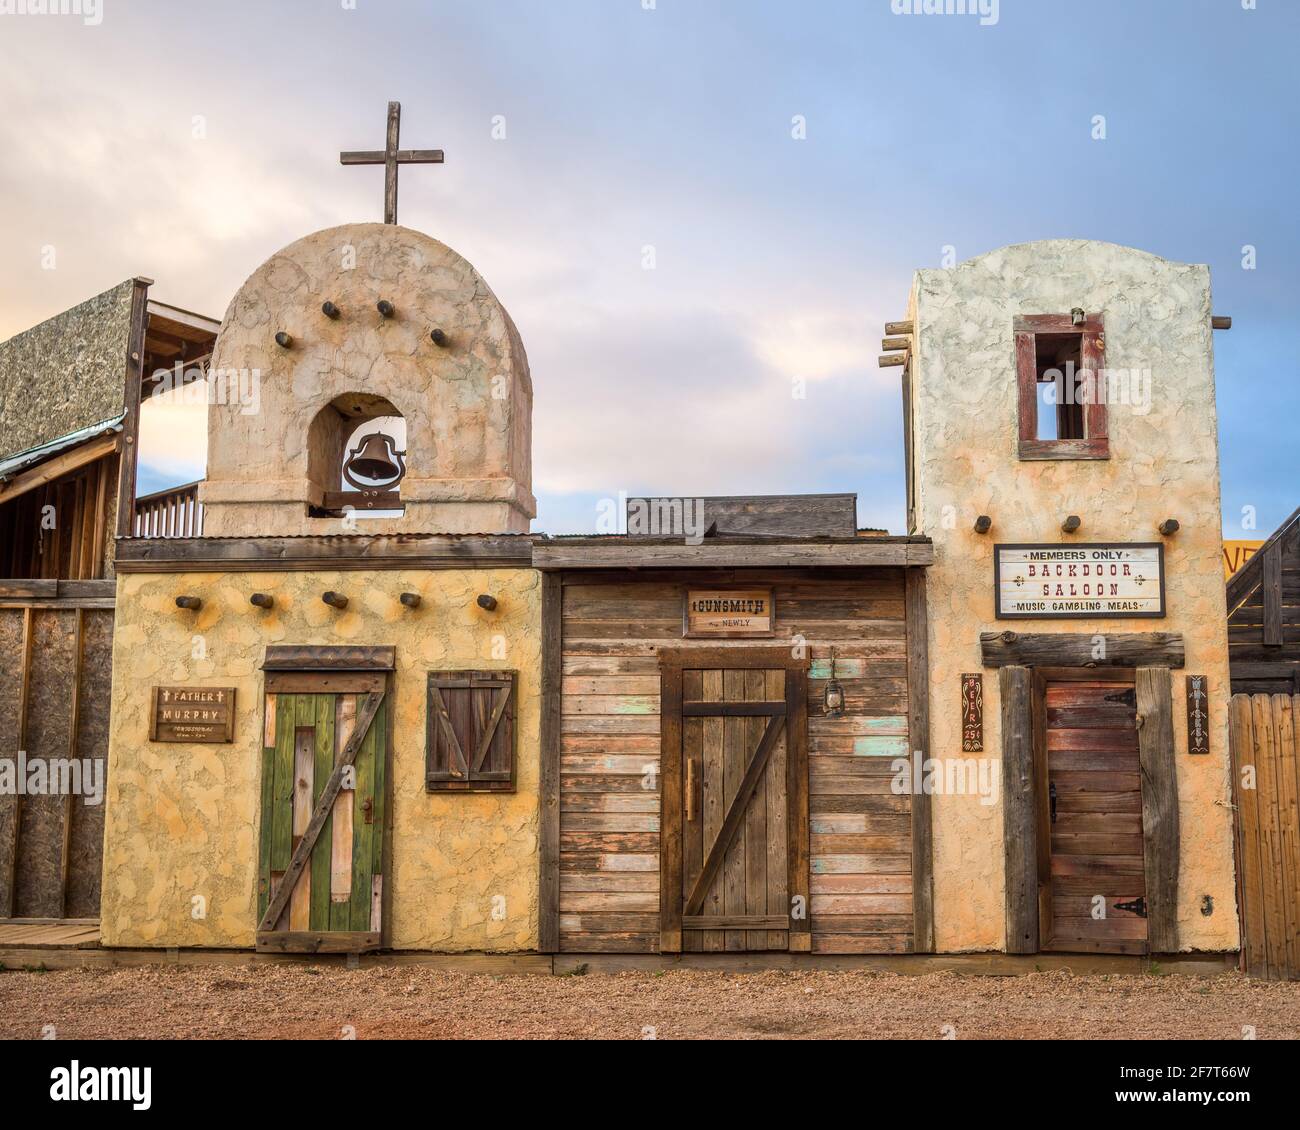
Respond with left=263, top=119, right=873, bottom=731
left=306, top=392, right=407, bottom=517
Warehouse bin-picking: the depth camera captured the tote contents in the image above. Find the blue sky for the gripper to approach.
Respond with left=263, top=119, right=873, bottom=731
left=0, top=0, right=1295, bottom=536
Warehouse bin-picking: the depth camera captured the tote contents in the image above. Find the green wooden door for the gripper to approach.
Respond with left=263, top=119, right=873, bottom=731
left=256, top=689, right=388, bottom=951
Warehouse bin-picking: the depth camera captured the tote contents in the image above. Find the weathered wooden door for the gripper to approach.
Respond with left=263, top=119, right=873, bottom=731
left=659, top=649, right=810, bottom=953
left=1037, top=674, right=1149, bottom=954
left=256, top=682, right=389, bottom=952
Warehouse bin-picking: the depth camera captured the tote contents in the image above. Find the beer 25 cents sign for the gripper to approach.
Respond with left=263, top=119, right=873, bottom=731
left=994, top=543, right=1166, bottom=620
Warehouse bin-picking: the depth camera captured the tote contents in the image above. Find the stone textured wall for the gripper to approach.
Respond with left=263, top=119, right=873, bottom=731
left=909, top=240, right=1237, bottom=952
left=199, top=224, right=535, bottom=536
left=101, top=567, right=541, bottom=951
left=0, top=280, right=134, bottom=461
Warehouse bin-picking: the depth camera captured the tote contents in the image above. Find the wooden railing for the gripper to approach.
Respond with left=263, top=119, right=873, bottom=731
left=133, top=481, right=204, bottom=538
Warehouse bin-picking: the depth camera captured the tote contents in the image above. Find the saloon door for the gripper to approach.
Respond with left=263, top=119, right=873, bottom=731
left=1038, top=674, right=1148, bottom=954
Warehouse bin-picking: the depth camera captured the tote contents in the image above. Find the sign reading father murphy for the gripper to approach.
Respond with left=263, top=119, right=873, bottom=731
left=994, top=543, right=1165, bottom=620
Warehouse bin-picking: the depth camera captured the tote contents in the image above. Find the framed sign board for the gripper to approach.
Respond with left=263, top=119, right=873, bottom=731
left=994, top=543, right=1166, bottom=620
left=150, top=686, right=236, bottom=743
left=684, top=588, right=775, bottom=638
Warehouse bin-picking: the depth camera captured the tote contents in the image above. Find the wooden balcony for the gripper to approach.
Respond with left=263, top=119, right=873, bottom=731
left=133, top=480, right=204, bottom=538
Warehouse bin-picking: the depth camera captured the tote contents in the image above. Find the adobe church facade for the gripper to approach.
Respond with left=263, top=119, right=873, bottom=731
left=102, top=223, right=543, bottom=952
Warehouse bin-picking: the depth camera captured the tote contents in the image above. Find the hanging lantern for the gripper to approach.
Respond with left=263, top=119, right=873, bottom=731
left=823, top=650, right=845, bottom=718
left=342, top=430, right=407, bottom=490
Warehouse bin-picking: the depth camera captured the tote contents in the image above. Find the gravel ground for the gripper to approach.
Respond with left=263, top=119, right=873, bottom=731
left=3, top=964, right=1300, bottom=1040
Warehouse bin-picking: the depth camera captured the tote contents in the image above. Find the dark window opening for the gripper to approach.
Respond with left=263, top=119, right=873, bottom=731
left=1015, top=314, right=1108, bottom=461
left=1035, top=332, right=1085, bottom=442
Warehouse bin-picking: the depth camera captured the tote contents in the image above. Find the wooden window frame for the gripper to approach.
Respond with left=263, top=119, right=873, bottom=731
left=425, top=669, right=518, bottom=793
left=1014, top=313, right=1109, bottom=461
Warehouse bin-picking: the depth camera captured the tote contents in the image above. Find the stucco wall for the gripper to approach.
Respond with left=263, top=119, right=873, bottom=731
left=909, top=240, right=1237, bottom=953
left=101, top=567, right=540, bottom=951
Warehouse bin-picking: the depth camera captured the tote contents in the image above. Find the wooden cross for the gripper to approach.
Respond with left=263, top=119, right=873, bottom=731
left=340, top=101, right=444, bottom=225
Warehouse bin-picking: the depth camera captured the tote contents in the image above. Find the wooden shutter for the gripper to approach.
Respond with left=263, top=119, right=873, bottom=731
left=426, top=670, right=517, bottom=793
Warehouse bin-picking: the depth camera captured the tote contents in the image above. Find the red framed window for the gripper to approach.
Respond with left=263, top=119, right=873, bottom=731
left=1014, top=313, right=1108, bottom=460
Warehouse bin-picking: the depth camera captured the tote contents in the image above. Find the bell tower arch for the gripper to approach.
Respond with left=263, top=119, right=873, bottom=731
left=198, top=222, right=535, bottom=536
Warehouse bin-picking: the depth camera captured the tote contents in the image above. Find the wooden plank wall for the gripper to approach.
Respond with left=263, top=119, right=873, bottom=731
left=557, top=567, right=913, bottom=954
left=1229, top=520, right=1300, bottom=694
left=0, top=453, right=116, bottom=580
left=0, top=602, right=113, bottom=919
left=1229, top=693, right=1300, bottom=980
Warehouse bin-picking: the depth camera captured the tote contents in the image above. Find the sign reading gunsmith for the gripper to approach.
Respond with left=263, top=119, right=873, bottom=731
left=684, top=588, right=775, bottom=638
left=150, top=686, right=237, bottom=743
left=994, top=543, right=1165, bottom=620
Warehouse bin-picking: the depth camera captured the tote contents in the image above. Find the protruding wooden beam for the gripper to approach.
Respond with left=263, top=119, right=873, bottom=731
left=879, top=353, right=908, bottom=368
left=1061, top=515, right=1081, bottom=533
left=881, top=336, right=910, bottom=352
left=1157, top=518, right=1180, bottom=536
left=884, top=320, right=914, bottom=336
left=974, top=515, right=992, bottom=535
left=1211, top=315, right=1232, bottom=330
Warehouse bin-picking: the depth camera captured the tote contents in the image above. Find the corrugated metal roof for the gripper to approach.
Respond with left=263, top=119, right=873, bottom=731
left=0, top=413, right=125, bottom=480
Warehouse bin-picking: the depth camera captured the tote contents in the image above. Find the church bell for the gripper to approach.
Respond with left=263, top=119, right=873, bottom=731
left=343, top=431, right=407, bottom=489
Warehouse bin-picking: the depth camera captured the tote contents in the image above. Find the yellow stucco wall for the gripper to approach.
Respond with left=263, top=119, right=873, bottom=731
left=101, top=568, right=540, bottom=951
left=908, top=241, right=1238, bottom=954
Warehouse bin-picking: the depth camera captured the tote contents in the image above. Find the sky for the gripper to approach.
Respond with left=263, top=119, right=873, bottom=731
left=0, top=0, right=1296, bottom=537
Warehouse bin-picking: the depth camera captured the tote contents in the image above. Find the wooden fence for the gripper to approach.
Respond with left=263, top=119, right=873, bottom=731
left=1229, top=694, right=1300, bottom=979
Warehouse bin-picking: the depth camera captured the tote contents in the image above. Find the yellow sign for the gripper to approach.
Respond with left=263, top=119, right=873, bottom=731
left=1223, top=540, right=1265, bottom=580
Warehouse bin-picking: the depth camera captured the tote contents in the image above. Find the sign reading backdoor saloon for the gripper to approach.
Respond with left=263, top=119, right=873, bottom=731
left=994, top=543, right=1165, bottom=619
left=150, top=686, right=237, bottom=742
left=684, top=588, right=775, bottom=638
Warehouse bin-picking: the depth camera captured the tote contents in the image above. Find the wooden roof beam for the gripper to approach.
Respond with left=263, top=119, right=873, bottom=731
left=0, top=433, right=119, bottom=505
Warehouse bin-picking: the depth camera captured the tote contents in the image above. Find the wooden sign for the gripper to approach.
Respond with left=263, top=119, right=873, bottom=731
left=994, top=543, right=1165, bottom=620
left=684, top=588, right=775, bottom=638
left=1186, top=675, right=1210, bottom=755
left=960, top=673, right=984, bottom=752
left=150, top=686, right=236, bottom=743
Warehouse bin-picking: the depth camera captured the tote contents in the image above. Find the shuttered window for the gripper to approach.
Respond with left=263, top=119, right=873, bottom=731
left=426, top=670, right=517, bottom=793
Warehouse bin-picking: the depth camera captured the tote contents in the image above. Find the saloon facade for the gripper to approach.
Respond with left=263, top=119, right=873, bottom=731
left=0, top=219, right=1239, bottom=959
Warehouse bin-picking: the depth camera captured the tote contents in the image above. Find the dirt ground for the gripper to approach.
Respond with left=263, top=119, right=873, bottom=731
left=3, top=964, right=1300, bottom=1039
